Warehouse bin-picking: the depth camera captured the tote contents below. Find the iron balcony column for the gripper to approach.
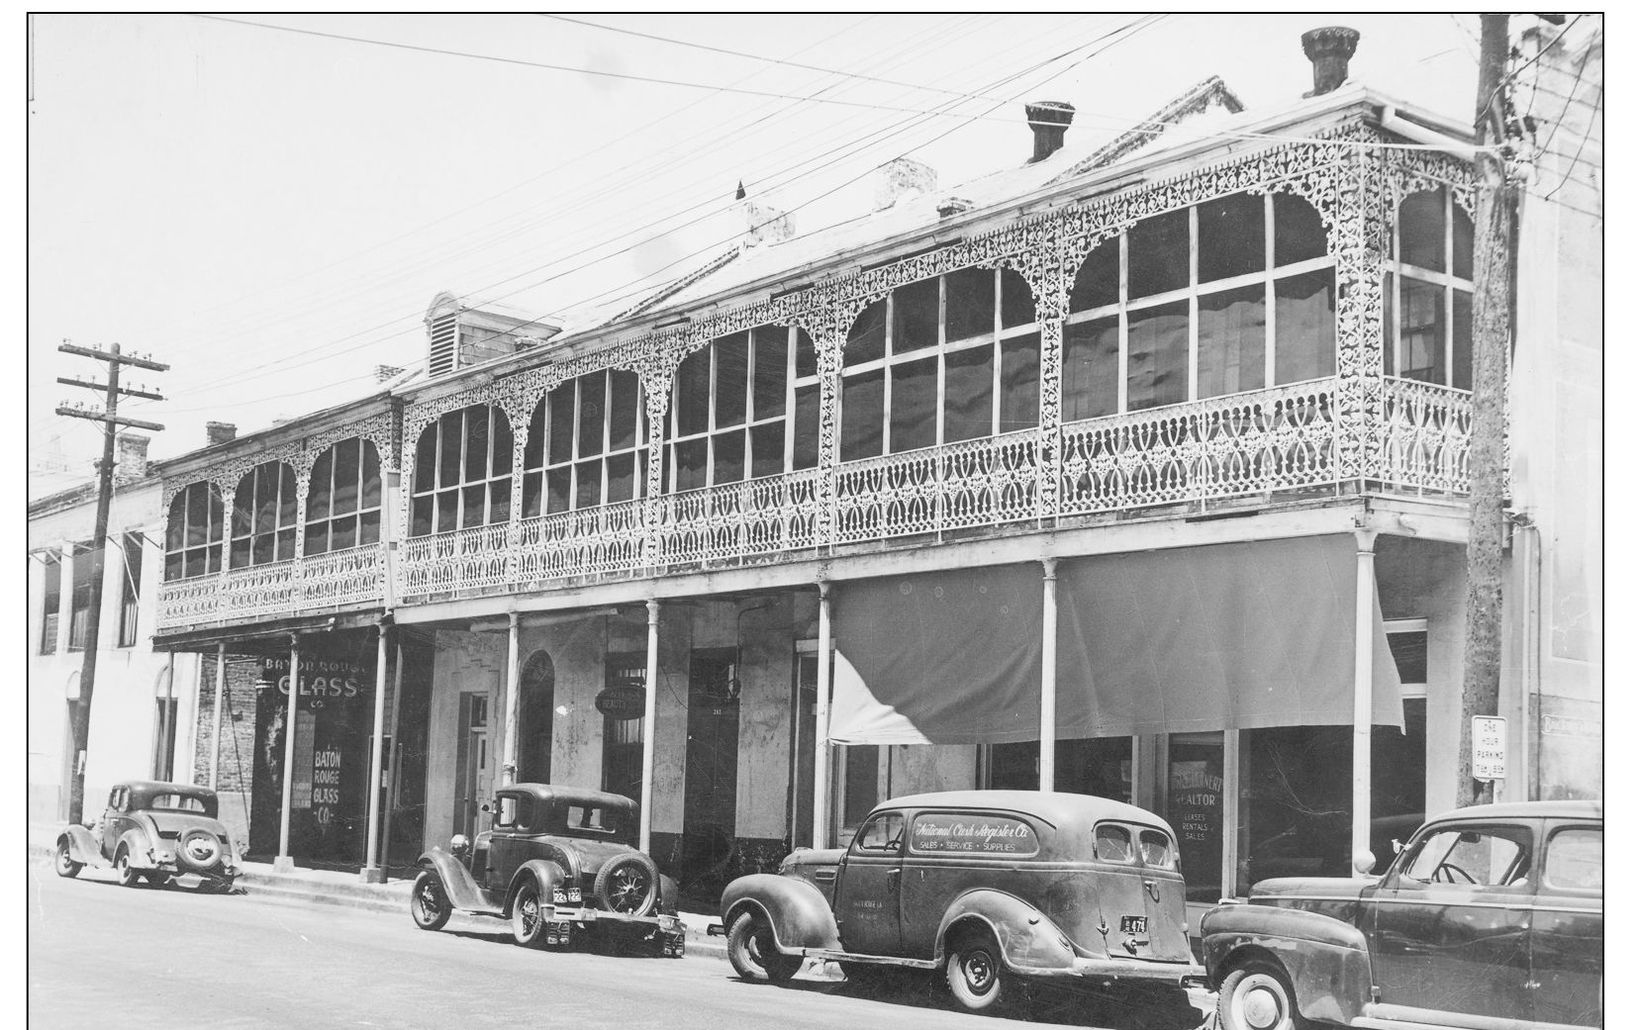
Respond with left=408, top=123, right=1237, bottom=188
left=274, top=632, right=301, bottom=872
left=640, top=598, right=660, bottom=853
left=362, top=619, right=391, bottom=882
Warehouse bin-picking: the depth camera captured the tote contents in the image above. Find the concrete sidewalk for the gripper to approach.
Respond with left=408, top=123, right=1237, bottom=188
left=29, top=821, right=728, bottom=960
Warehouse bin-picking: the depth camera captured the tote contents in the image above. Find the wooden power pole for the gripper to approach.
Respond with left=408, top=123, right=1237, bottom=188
left=56, top=342, right=168, bottom=824
left=1456, top=14, right=1516, bottom=807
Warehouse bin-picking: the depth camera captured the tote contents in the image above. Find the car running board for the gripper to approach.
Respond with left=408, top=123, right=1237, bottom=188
left=799, top=950, right=939, bottom=971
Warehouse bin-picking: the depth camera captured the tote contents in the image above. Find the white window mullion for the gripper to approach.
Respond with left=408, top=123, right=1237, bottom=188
left=881, top=297, right=893, bottom=455
left=935, top=276, right=948, bottom=446
left=784, top=328, right=797, bottom=473
left=1444, top=197, right=1455, bottom=388
left=991, top=268, right=1003, bottom=436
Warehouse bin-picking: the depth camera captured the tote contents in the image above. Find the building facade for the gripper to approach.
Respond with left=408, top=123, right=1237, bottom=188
left=143, top=28, right=1600, bottom=923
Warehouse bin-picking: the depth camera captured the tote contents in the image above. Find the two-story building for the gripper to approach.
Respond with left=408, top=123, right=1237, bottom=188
left=145, top=24, right=1600, bottom=922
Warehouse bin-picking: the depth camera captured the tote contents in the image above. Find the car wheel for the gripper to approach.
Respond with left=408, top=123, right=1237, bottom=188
left=511, top=881, right=552, bottom=948
left=726, top=911, right=801, bottom=983
left=593, top=853, right=660, bottom=915
left=410, top=870, right=452, bottom=932
left=945, top=929, right=1013, bottom=1013
left=54, top=840, right=82, bottom=879
left=115, top=846, right=142, bottom=888
left=1218, top=962, right=1308, bottom=1030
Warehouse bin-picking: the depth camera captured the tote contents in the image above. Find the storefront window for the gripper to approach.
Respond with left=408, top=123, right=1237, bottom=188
left=1167, top=733, right=1224, bottom=903
left=988, top=737, right=1132, bottom=801
left=1064, top=191, right=1335, bottom=421
left=839, top=268, right=1040, bottom=461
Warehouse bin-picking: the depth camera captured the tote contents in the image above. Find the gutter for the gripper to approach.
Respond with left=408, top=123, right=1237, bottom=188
left=1379, top=104, right=1486, bottom=160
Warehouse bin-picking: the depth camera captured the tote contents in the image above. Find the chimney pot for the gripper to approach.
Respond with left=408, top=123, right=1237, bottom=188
left=205, top=421, right=237, bottom=446
left=1301, top=26, right=1360, bottom=97
left=1025, top=100, right=1076, bottom=163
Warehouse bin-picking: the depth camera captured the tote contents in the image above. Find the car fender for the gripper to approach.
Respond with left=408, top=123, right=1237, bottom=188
left=59, top=825, right=106, bottom=867
left=936, top=889, right=1077, bottom=974
left=503, top=860, right=565, bottom=919
left=117, top=828, right=157, bottom=869
left=720, top=873, right=841, bottom=953
left=658, top=872, right=680, bottom=915
left=530, top=841, right=584, bottom=885
left=416, top=847, right=488, bottom=912
left=1201, top=903, right=1374, bottom=1025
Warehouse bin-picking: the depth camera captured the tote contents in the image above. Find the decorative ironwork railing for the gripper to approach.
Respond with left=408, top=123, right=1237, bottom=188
left=158, top=375, right=1475, bottom=628
left=1378, top=377, right=1473, bottom=494
left=400, top=522, right=510, bottom=597
left=518, top=498, right=646, bottom=582
left=1060, top=379, right=1343, bottom=515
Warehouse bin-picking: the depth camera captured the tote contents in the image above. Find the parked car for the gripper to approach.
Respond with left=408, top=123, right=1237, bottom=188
left=1203, top=799, right=1602, bottom=1030
left=411, top=783, right=685, bottom=957
left=54, top=780, right=240, bottom=891
left=716, top=790, right=1206, bottom=1013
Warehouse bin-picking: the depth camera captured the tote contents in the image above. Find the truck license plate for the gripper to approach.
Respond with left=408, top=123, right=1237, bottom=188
left=1120, top=916, right=1147, bottom=934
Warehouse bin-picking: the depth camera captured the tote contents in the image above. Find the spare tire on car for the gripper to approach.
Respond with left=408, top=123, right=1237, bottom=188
left=177, top=828, right=223, bottom=871
left=594, top=852, right=659, bottom=914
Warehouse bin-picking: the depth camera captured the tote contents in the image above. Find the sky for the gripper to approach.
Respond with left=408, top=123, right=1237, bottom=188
left=27, top=13, right=1493, bottom=497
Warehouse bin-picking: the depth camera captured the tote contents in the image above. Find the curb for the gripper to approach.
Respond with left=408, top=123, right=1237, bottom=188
left=32, top=840, right=728, bottom=960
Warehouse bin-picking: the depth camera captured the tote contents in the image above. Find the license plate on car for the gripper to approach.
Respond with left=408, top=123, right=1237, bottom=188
left=1120, top=916, right=1147, bottom=934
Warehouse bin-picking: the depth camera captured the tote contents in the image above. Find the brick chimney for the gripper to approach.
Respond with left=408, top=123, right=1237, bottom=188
left=1025, top=101, right=1075, bottom=162
left=114, top=433, right=150, bottom=483
left=872, top=157, right=937, bottom=212
left=374, top=364, right=406, bottom=384
left=1301, top=26, right=1360, bottom=97
left=205, top=421, right=237, bottom=446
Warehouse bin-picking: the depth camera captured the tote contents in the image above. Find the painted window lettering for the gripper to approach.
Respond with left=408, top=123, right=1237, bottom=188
left=911, top=813, right=1038, bottom=856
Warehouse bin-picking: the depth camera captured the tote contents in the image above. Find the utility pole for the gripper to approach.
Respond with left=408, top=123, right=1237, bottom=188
left=56, top=341, right=168, bottom=824
left=1456, top=14, right=1515, bottom=807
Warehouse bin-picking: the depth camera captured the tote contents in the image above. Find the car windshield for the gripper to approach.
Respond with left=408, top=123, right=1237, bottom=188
left=149, top=793, right=211, bottom=815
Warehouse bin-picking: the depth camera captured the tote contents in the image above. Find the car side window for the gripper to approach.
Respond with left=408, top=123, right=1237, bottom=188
left=1095, top=823, right=1135, bottom=862
left=852, top=812, right=905, bottom=854
left=1543, top=827, right=1601, bottom=891
left=1403, top=825, right=1532, bottom=887
left=108, top=788, right=122, bottom=812
left=1138, top=829, right=1177, bottom=870
left=495, top=795, right=520, bottom=830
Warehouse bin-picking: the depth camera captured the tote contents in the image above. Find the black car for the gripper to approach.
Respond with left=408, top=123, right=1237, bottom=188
left=411, top=783, right=684, bottom=957
left=55, top=780, right=240, bottom=890
left=1203, top=800, right=1602, bottom=1030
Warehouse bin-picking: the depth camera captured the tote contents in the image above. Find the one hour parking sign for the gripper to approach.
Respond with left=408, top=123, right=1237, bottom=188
left=1472, top=716, right=1507, bottom=781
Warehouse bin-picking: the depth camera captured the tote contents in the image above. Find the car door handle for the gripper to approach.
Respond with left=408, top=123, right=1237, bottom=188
left=887, top=869, right=901, bottom=889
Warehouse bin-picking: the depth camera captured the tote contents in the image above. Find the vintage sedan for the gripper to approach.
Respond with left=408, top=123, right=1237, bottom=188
left=412, top=783, right=685, bottom=957
left=55, top=780, right=240, bottom=890
left=1203, top=799, right=1603, bottom=1030
left=717, top=790, right=1205, bottom=1012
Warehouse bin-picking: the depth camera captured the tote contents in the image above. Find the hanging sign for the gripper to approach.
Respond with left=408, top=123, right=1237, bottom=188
left=595, top=684, right=646, bottom=720
left=1472, top=716, right=1507, bottom=781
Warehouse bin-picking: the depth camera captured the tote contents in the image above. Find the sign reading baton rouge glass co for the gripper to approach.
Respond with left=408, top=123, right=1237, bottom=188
left=1472, top=716, right=1507, bottom=781
left=910, top=813, right=1038, bottom=856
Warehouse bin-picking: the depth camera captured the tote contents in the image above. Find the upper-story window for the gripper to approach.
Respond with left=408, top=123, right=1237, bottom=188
left=117, top=531, right=143, bottom=648
left=230, top=461, right=298, bottom=568
left=411, top=404, right=513, bottom=536
left=1063, top=192, right=1335, bottom=420
left=165, top=482, right=224, bottom=581
left=839, top=268, right=1039, bottom=462
left=524, top=369, right=645, bottom=514
left=39, top=552, right=62, bottom=654
left=1384, top=189, right=1474, bottom=389
left=306, top=438, right=382, bottom=554
left=667, top=325, right=817, bottom=491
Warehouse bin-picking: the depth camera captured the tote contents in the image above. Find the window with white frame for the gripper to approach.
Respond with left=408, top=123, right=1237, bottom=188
left=305, top=438, right=382, bottom=554
left=1063, top=191, right=1335, bottom=421
left=839, top=268, right=1039, bottom=463
left=1383, top=189, right=1474, bottom=389
left=117, top=531, right=143, bottom=648
left=411, top=404, right=513, bottom=536
left=665, top=325, right=821, bottom=491
left=39, top=552, right=62, bottom=655
left=164, top=482, right=224, bottom=580
left=229, top=461, right=298, bottom=568
left=524, top=369, right=646, bottom=514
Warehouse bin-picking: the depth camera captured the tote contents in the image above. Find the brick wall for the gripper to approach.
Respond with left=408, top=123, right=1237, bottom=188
left=190, top=657, right=262, bottom=792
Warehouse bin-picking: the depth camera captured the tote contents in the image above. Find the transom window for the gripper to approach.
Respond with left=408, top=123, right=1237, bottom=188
left=411, top=404, right=514, bottom=536
left=1063, top=191, right=1335, bottom=420
left=1384, top=189, right=1475, bottom=388
left=839, top=267, right=1039, bottom=462
left=306, top=438, right=383, bottom=555
left=667, top=325, right=817, bottom=492
left=524, top=369, right=645, bottom=514
left=164, top=481, right=224, bottom=580
left=230, top=461, right=298, bottom=568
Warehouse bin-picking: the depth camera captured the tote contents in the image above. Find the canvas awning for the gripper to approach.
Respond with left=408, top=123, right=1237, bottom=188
left=828, top=535, right=1404, bottom=744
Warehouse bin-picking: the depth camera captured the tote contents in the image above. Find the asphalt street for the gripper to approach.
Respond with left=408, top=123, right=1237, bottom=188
left=28, top=854, right=1209, bottom=1030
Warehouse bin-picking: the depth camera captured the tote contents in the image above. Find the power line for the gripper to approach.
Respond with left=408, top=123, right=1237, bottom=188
left=1541, top=83, right=1601, bottom=202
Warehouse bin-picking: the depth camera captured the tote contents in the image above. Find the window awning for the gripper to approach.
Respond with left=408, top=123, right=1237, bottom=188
left=829, top=535, right=1404, bottom=745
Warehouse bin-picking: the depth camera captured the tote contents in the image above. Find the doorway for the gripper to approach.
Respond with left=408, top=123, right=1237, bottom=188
left=452, top=692, right=490, bottom=841
left=681, top=647, right=739, bottom=896
left=516, top=651, right=555, bottom=784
